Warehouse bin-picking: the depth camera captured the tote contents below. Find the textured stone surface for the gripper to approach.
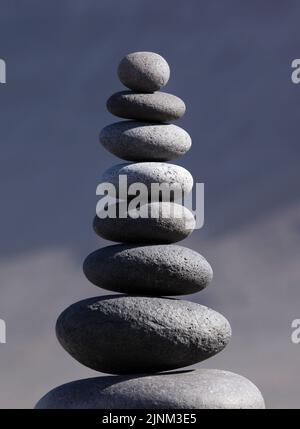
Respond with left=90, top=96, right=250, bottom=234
left=100, top=121, right=191, bottom=161
left=83, top=244, right=213, bottom=295
left=107, top=91, right=186, bottom=122
left=56, top=295, right=231, bottom=374
left=93, top=202, right=195, bottom=244
left=117, top=51, right=170, bottom=92
left=101, top=162, right=193, bottom=200
left=35, top=369, right=265, bottom=409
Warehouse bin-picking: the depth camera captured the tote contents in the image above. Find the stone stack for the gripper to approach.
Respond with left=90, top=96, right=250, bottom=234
left=36, top=52, right=265, bottom=409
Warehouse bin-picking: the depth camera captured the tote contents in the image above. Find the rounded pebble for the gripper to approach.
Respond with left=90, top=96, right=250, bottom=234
left=100, top=121, right=191, bottom=162
left=94, top=202, right=195, bottom=244
left=101, top=162, right=193, bottom=201
left=107, top=91, right=186, bottom=122
left=118, top=51, right=170, bottom=92
left=36, top=369, right=265, bottom=409
left=56, top=295, right=232, bottom=374
left=83, top=244, right=212, bottom=295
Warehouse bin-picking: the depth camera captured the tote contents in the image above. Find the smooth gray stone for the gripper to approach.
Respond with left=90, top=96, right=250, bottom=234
left=101, top=162, right=193, bottom=200
left=100, top=121, right=191, bottom=161
left=35, top=369, right=265, bottom=409
left=83, top=244, right=213, bottom=295
left=107, top=91, right=186, bottom=122
left=93, top=202, right=195, bottom=244
left=56, top=295, right=231, bottom=374
left=117, top=51, right=170, bottom=92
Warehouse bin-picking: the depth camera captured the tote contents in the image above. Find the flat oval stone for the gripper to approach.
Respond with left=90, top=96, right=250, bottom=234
left=36, top=369, right=265, bottom=409
left=101, top=162, right=193, bottom=200
left=56, top=296, right=231, bottom=374
left=83, top=244, right=213, bottom=295
left=107, top=91, right=186, bottom=122
left=118, top=52, right=170, bottom=92
left=100, top=121, right=191, bottom=161
left=93, top=202, right=195, bottom=244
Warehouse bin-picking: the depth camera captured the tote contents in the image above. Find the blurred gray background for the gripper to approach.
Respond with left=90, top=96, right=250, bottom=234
left=0, top=0, right=299, bottom=409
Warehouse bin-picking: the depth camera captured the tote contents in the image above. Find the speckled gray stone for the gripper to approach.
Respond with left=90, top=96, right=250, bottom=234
left=35, top=369, right=265, bottom=409
left=56, top=295, right=231, bottom=374
left=93, top=202, right=195, bottom=244
left=107, top=91, right=186, bottom=122
left=118, top=52, right=170, bottom=92
left=101, top=162, right=193, bottom=200
left=83, top=244, right=213, bottom=295
left=100, top=121, right=191, bottom=162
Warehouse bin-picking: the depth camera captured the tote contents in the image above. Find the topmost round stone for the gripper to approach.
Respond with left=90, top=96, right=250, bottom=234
left=118, top=52, right=170, bottom=92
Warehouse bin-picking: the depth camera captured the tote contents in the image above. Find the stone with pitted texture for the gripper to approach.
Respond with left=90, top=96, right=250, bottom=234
left=117, top=52, right=170, bottom=92
left=56, top=295, right=231, bottom=374
left=93, top=202, right=195, bottom=244
left=83, top=244, right=212, bottom=295
left=101, top=162, right=193, bottom=200
left=35, top=369, right=265, bottom=409
left=107, top=91, right=186, bottom=122
left=100, top=121, right=191, bottom=162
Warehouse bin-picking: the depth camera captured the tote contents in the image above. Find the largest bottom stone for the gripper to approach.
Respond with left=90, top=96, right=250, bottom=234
left=35, top=369, right=265, bottom=409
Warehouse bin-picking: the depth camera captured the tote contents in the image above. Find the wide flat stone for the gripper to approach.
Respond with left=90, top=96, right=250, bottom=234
left=107, top=91, right=186, bottom=122
left=35, top=369, right=265, bottom=409
left=100, top=121, right=191, bottom=161
left=93, top=202, right=195, bottom=244
left=117, top=51, right=170, bottom=92
left=83, top=244, right=212, bottom=295
left=56, top=295, right=231, bottom=374
left=101, top=162, right=193, bottom=200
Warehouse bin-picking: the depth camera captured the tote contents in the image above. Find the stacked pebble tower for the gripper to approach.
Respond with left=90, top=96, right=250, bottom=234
left=36, top=52, right=265, bottom=409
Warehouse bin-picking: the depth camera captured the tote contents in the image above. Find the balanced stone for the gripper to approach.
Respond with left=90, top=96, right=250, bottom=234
left=101, top=162, right=193, bottom=200
left=35, top=369, right=265, bottom=409
left=93, top=202, right=195, bottom=244
left=107, top=91, right=186, bottom=122
left=83, top=244, right=213, bottom=295
left=118, top=52, right=170, bottom=92
left=56, top=295, right=231, bottom=374
left=100, top=121, right=191, bottom=162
